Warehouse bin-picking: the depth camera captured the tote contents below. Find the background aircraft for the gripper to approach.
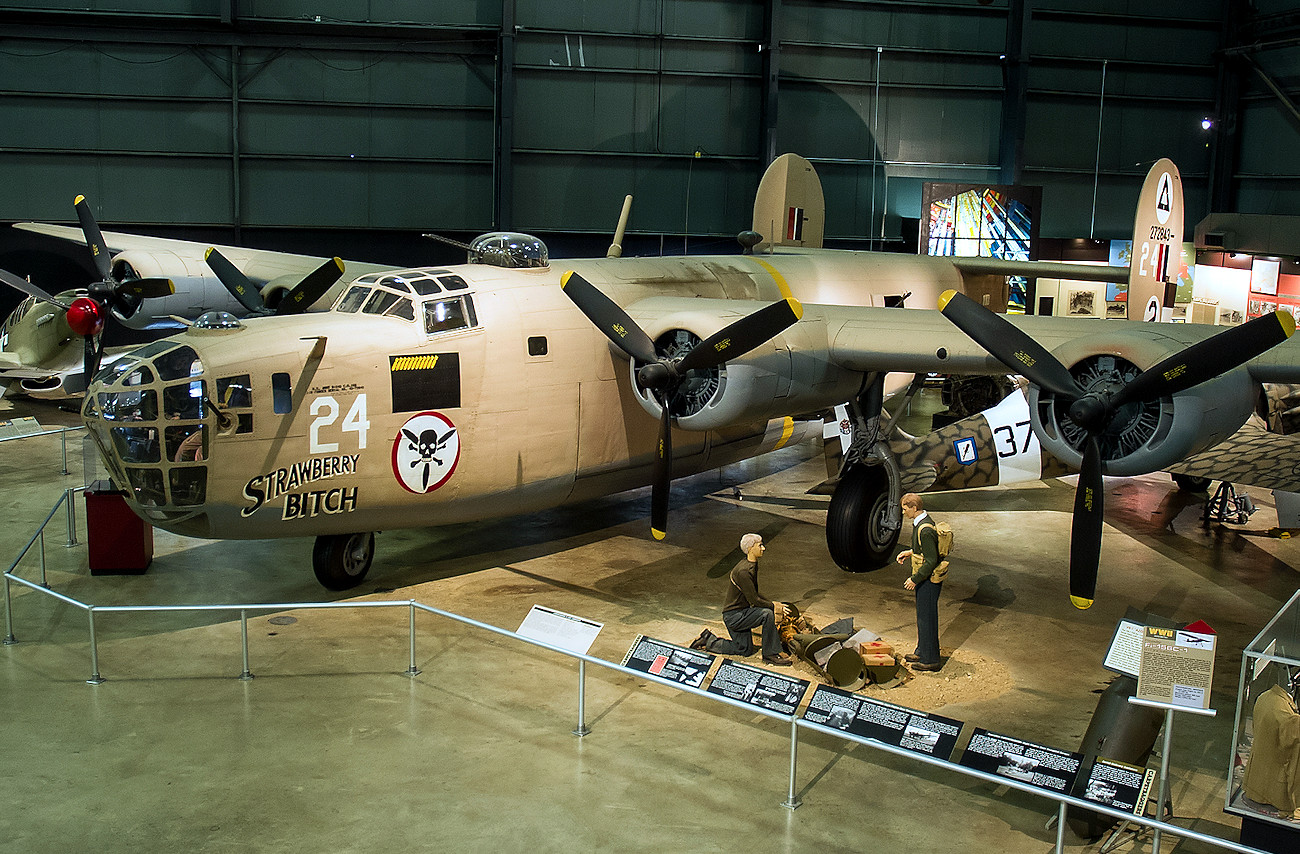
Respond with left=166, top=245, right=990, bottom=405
left=39, top=155, right=1300, bottom=609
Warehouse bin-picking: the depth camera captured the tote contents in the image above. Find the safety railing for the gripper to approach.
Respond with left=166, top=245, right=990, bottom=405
left=2, top=489, right=1269, bottom=854
left=0, top=423, right=86, bottom=477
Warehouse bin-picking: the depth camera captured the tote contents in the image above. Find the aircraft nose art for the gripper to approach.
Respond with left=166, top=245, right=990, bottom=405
left=81, top=337, right=224, bottom=530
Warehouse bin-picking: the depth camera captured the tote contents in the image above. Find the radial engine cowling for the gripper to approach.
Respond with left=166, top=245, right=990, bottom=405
left=1026, top=331, right=1258, bottom=477
left=109, top=249, right=218, bottom=328
left=625, top=300, right=860, bottom=430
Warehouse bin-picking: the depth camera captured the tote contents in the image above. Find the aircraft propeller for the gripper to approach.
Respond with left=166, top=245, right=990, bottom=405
left=204, top=248, right=345, bottom=316
left=938, top=289, right=1296, bottom=609
left=70, top=195, right=176, bottom=383
left=560, top=270, right=803, bottom=539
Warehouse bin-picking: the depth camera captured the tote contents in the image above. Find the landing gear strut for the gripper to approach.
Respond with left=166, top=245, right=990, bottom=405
left=312, top=532, right=375, bottom=590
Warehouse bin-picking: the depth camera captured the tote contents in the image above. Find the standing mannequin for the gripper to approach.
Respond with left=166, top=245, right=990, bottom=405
left=1243, top=673, right=1300, bottom=817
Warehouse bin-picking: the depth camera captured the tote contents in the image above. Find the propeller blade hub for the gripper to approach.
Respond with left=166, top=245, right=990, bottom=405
left=1067, top=395, right=1110, bottom=432
left=66, top=296, right=105, bottom=337
left=637, top=362, right=673, bottom=390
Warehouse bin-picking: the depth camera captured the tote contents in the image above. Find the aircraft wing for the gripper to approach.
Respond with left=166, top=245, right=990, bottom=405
left=13, top=222, right=392, bottom=284
left=1166, top=415, right=1300, bottom=493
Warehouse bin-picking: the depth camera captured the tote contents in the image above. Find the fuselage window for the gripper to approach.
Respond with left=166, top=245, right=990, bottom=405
left=336, top=286, right=371, bottom=313
left=216, top=375, right=252, bottom=408
left=424, top=296, right=475, bottom=335
left=528, top=336, right=548, bottom=356
left=272, top=372, right=292, bottom=414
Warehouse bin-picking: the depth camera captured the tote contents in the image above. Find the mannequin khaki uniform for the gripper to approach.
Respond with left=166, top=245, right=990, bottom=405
left=1243, top=683, right=1300, bottom=817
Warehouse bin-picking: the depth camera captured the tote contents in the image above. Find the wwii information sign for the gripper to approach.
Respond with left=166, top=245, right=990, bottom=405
left=706, top=660, right=810, bottom=715
left=621, top=635, right=713, bottom=688
left=801, top=685, right=963, bottom=758
left=958, top=728, right=1084, bottom=794
left=1136, top=626, right=1216, bottom=709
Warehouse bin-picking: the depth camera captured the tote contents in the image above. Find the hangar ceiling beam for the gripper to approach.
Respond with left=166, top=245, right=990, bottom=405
left=997, top=0, right=1029, bottom=187
left=495, top=0, right=516, bottom=230
left=759, top=0, right=781, bottom=168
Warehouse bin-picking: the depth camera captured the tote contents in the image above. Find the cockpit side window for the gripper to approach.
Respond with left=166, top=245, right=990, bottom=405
left=423, top=295, right=477, bottom=335
left=336, top=286, right=371, bottom=313
left=363, top=290, right=402, bottom=316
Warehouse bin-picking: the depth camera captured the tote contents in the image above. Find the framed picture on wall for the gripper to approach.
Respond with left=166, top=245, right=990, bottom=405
left=1068, top=289, right=1096, bottom=316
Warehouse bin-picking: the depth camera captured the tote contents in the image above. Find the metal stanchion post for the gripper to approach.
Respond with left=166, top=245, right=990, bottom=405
left=573, top=659, right=590, bottom=737
left=39, top=529, right=48, bottom=588
left=406, top=601, right=420, bottom=676
left=1055, top=802, right=1067, bottom=854
left=87, top=607, right=104, bottom=684
left=782, top=717, right=802, bottom=810
left=3, top=574, right=16, bottom=644
left=238, top=610, right=253, bottom=680
left=65, top=488, right=78, bottom=547
left=1152, top=707, right=1175, bottom=854
left=61, top=427, right=70, bottom=476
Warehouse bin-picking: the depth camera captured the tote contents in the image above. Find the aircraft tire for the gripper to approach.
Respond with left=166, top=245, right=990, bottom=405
left=312, top=532, right=375, bottom=590
left=826, top=464, right=898, bottom=572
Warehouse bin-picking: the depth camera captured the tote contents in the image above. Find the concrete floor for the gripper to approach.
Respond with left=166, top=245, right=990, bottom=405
left=2, top=393, right=1299, bottom=854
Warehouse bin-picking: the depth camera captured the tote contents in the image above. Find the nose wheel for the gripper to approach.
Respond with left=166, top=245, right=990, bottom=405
left=312, top=532, right=375, bottom=590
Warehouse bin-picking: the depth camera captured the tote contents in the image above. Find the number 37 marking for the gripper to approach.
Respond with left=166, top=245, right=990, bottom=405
left=993, top=420, right=1032, bottom=458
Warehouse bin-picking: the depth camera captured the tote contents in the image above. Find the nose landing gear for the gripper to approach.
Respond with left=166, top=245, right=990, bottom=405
left=312, top=531, right=375, bottom=590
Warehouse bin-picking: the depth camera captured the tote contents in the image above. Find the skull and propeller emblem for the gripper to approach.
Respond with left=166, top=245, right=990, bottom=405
left=392, top=412, right=460, bottom=494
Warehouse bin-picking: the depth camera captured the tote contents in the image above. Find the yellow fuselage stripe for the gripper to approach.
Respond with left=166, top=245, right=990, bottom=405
left=773, top=416, right=795, bottom=449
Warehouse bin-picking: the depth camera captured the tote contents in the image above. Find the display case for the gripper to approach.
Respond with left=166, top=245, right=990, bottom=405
left=1226, top=590, right=1300, bottom=850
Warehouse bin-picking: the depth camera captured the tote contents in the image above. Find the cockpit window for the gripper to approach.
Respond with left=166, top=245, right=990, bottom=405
left=411, top=279, right=442, bottom=296
left=424, top=296, right=476, bottom=335
left=154, top=346, right=202, bottom=382
left=99, top=389, right=157, bottom=422
left=336, top=285, right=371, bottom=313
left=163, top=381, right=207, bottom=420
left=385, top=298, right=415, bottom=321
left=363, top=290, right=403, bottom=316
left=376, top=275, right=413, bottom=292
left=439, top=275, right=468, bottom=291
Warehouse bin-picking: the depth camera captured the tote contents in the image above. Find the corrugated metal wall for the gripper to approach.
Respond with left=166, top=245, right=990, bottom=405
left=0, top=0, right=1292, bottom=244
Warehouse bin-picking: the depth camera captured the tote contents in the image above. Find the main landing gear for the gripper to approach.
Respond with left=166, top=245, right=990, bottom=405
left=825, top=373, right=912, bottom=573
left=312, top=532, right=375, bottom=590
left=827, top=464, right=899, bottom=570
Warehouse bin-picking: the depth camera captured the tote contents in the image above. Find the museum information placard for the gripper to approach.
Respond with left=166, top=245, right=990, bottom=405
left=801, top=685, right=963, bottom=759
left=958, top=728, right=1083, bottom=793
left=516, top=605, right=602, bottom=655
left=1136, top=626, right=1216, bottom=709
left=620, top=635, right=713, bottom=688
left=1080, top=757, right=1157, bottom=815
left=705, top=660, right=810, bottom=715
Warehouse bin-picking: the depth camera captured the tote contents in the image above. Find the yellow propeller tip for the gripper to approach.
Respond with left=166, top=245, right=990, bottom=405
left=1069, top=595, right=1094, bottom=611
left=1277, top=308, right=1297, bottom=339
left=74, top=194, right=86, bottom=205
left=938, top=289, right=959, bottom=311
left=651, top=528, right=667, bottom=541
left=560, top=270, right=575, bottom=288
left=787, top=296, right=804, bottom=321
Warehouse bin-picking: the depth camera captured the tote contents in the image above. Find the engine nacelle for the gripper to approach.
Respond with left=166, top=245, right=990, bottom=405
left=109, top=249, right=240, bottom=329
left=625, top=300, right=861, bottom=430
left=1027, top=330, right=1258, bottom=477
